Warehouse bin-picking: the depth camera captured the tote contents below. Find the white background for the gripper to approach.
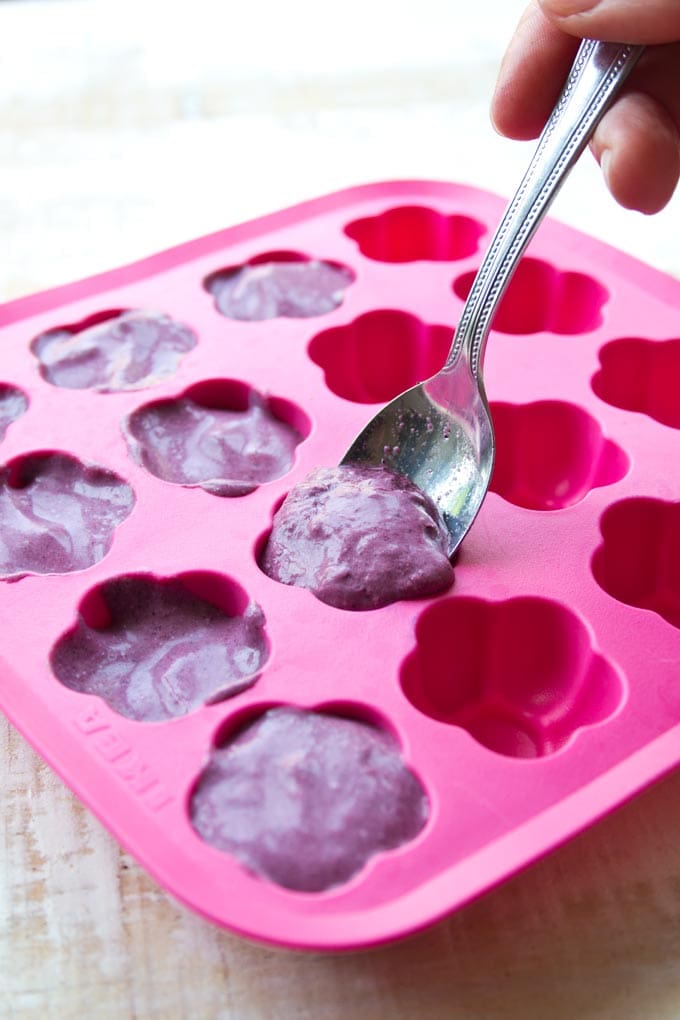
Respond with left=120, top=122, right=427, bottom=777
left=1, top=0, right=678, bottom=303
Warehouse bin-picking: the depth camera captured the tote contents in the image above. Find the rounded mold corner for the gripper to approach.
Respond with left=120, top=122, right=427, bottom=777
left=489, top=399, right=629, bottom=510
left=29, top=308, right=198, bottom=393
left=592, top=336, right=680, bottom=429
left=400, top=596, right=625, bottom=759
left=206, top=699, right=288, bottom=752
left=186, top=701, right=430, bottom=895
left=202, top=249, right=356, bottom=321
left=0, top=383, right=29, bottom=442
left=0, top=449, right=134, bottom=580
left=453, top=256, right=608, bottom=335
left=343, top=205, right=486, bottom=263
left=311, top=698, right=405, bottom=745
left=307, top=308, right=452, bottom=403
left=253, top=488, right=289, bottom=570
left=124, top=377, right=311, bottom=496
left=49, top=570, right=270, bottom=723
left=592, top=497, right=680, bottom=629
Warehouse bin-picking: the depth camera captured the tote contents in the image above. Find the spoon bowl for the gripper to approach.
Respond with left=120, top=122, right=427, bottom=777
left=342, top=40, right=643, bottom=557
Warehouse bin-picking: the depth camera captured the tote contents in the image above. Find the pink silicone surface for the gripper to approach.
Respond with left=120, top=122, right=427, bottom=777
left=1, top=180, right=679, bottom=951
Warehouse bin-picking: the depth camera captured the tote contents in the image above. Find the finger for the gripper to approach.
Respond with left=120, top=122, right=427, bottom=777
left=591, top=90, right=680, bottom=212
left=491, top=3, right=579, bottom=139
left=539, top=0, right=680, bottom=45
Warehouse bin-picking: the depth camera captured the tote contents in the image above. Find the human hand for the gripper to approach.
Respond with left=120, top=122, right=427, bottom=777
left=491, top=0, right=680, bottom=213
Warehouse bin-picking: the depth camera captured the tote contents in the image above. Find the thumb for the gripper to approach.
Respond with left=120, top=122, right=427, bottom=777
left=539, top=0, right=680, bottom=45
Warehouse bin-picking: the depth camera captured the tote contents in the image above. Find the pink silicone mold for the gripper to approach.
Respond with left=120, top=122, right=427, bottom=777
left=489, top=399, right=628, bottom=510
left=454, top=256, right=608, bottom=334
left=592, top=336, right=680, bottom=428
left=308, top=310, right=452, bottom=403
left=344, top=205, right=485, bottom=262
left=400, top=596, right=623, bottom=758
left=592, top=497, right=680, bottom=628
left=0, top=181, right=679, bottom=953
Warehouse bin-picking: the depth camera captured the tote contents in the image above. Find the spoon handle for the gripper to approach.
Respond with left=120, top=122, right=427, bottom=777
left=450, top=39, right=644, bottom=379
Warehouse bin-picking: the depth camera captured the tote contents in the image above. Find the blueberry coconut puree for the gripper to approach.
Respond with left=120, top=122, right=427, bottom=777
left=126, top=391, right=303, bottom=496
left=51, top=575, right=269, bottom=722
left=206, top=258, right=354, bottom=321
left=261, top=465, right=454, bottom=610
left=0, top=385, right=28, bottom=442
left=190, top=706, right=429, bottom=892
left=31, top=310, right=197, bottom=391
left=0, top=453, right=134, bottom=579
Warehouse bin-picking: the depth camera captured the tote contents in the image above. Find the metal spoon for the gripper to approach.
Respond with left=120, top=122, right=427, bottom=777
left=342, top=40, right=644, bottom=556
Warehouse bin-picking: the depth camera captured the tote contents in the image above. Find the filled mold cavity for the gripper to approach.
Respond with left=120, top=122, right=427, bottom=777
left=189, top=705, right=429, bottom=893
left=203, top=251, right=355, bottom=321
left=51, top=572, right=269, bottom=721
left=453, top=257, right=608, bottom=334
left=344, top=205, right=485, bottom=263
left=308, top=309, right=451, bottom=403
left=592, top=337, right=680, bottom=429
left=401, top=596, right=623, bottom=758
left=125, top=379, right=310, bottom=497
left=259, top=464, right=454, bottom=610
left=258, top=467, right=452, bottom=607
left=0, top=384, right=28, bottom=442
left=0, top=452, right=134, bottom=579
left=31, top=309, right=198, bottom=392
left=490, top=400, right=628, bottom=510
left=592, top=498, right=680, bottom=629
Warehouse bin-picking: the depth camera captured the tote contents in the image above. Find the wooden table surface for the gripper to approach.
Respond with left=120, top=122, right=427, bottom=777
left=2, top=3, right=680, bottom=1017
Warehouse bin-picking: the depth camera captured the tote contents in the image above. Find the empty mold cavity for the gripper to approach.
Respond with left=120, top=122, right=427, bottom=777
left=453, top=257, right=608, bottom=334
left=490, top=400, right=628, bottom=510
left=259, top=464, right=454, bottom=610
left=401, top=597, right=623, bottom=758
left=0, top=384, right=28, bottom=442
left=592, top=337, right=680, bottom=429
left=51, top=572, right=269, bottom=721
left=308, top=309, right=452, bottom=403
left=344, top=205, right=485, bottom=262
left=592, top=498, right=680, bottom=629
left=0, top=452, right=134, bottom=579
left=31, top=309, right=197, bottom=392
left=189, top=705, right=429, bottom=892
left=204, top=251, right=355, bottom=321
left=125, top=379, right=310, bottom=497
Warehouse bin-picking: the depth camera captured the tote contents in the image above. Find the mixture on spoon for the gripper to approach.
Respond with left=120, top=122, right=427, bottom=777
left=261, top=463, right=454, bottom=610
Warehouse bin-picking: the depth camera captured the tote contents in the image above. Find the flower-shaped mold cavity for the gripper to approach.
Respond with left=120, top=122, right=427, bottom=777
left=0, top=452, right=134, bottom=579
left=344, top=205, right=485, bottom=262
left=51, top=572, right=269, bottom=722
left=0, top=384, right=28, bottom=442
left=453, top=257, right=608, bottom=334
left=259, top=464, right=454, bottom=610
left=204, top=251, right=355, bottom=321
left=31, top=309, right=198, bottom=392
left=401, top=597, right=623, bottom=758
left=125, top=379, right=310, bottom=497
left=592, top=498, right=680, bottom=628
left=189, top=705, right=429, bottom=892
left=592, top=337, right=680, bottom=429
left=489, top=400, right=628, bottom=510
left=308, top=309, right=452, bottom=403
